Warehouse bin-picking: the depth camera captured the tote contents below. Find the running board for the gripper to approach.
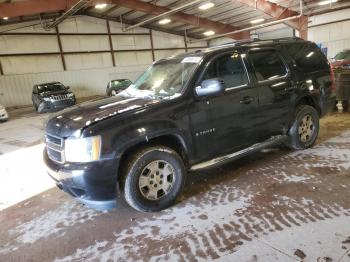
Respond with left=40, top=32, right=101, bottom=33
left=190, top=135, right=288, bottom=171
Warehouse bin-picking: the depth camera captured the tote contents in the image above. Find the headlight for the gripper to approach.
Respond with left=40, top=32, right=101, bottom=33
left=43, top=97, right=51, bottom=102
left=68, top=93, right=74, bottom=97
left=64, top=135, right=101, bottom=162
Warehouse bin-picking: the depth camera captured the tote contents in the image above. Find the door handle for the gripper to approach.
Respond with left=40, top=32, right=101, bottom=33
left=240, top=96, right=254, bottom=104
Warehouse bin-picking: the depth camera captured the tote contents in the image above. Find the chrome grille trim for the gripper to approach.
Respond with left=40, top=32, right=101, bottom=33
left=50, top=94, right=69, bottom=101
left=46, top=133, right=65, bottom=163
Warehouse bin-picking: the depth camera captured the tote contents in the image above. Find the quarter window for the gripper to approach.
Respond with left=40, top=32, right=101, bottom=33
left=249, top=50, right=287, bottom=81
left=286, top=43, right=329, bottom=73
left=203, top=53, right=248, bottom=89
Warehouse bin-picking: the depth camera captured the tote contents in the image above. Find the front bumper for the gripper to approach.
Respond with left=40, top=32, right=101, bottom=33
left=0, top=109, right=8, bottom=121
left=44, top=149, right=118, bottom=210
left=38, top=99, right=76, bottom=113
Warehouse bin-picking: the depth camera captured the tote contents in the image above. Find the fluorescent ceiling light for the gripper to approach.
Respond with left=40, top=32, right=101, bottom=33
left=199, top=2, right=215, bottom=10
left=318, top=0, right=338, bottom=5
left=159, top=18, right=171, bottom=25
left=3, top=17, right=8, bottom=20
left=95, top=3, right=107, bottom=9
left=250, top=18, right=265, bottom=24
left=203, top=30, right=215, bottom=36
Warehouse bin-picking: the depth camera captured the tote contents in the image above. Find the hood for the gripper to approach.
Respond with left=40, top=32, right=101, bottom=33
left=40, top=90, right=71, bottom=97
left=46, top=95, right=159, bottom=137
left=331, top=59, right=350, bottom=68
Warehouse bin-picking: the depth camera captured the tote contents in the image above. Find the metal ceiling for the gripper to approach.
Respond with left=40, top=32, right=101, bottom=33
left=0, top=0, right=349, bottom=38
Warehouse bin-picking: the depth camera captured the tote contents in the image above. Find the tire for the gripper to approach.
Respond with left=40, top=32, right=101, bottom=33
left=33, top=103, right=38, bottom=111
left=122, top=146, right=186, bottom=212
left=287, top=105, right=319, bottom=150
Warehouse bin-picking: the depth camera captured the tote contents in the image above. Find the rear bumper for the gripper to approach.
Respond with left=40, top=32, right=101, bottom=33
left=322, top=93, right=336, bottom=116
left=0, top=109, right=8, bottom=121
left=44, top=149, right=118, bottom=210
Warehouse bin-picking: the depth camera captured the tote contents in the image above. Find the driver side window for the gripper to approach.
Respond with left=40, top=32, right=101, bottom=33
left=204, top=53, right=248, bottom=89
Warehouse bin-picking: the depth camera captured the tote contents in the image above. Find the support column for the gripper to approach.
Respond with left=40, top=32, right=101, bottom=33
left=298, top=16, right=308, bottom=40
left=55, top=27, right=66, bottom=71
left=106, top=20, right=116, bottom=67
left=149, top=29, right=155, bottom=61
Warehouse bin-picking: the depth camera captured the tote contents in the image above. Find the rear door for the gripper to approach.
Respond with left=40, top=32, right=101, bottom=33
left=246, top=48, right=292, bottom=138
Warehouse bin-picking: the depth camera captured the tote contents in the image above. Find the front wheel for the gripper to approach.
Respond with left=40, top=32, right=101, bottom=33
left=122, top=146, right=185, bottom=212
left=287, top=105, right=319, bottom=150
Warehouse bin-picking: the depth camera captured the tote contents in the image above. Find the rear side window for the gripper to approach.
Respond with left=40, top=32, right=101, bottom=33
left=203, top=53, right=248, bottom=88
left=286, top=43, right=328, bottom=73
left=249, top=50, right=287, bottom=81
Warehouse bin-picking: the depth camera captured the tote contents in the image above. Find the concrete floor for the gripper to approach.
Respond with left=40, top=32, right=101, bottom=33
left=0, top=106, right=350, bottom=262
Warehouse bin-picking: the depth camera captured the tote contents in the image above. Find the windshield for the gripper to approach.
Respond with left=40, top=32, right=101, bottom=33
left=120, top=57, right=201, bottom=100
left=334, top=51, right=350, bottom=61
left=110, top=79, right=132, bottom=89
left=38, top=83, right=66, bottom=93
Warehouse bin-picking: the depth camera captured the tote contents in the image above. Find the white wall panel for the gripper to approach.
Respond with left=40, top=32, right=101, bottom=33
left=152, top=31, right=185, bottom=49
left=109, top=21, right=149, bottom=34
left=154, top=49, right=186, bottom=60
left=308, top=9, right=350, bottom=58
left=0, top=17, right=196, bottom=107
left=65, top=53, right=112, bottom=70
left=60, top=35, right=110, bottom=52
left=58, top=16, right=108, bottom=33
left=112, top=35, right=151, bottom=50
left=115, top=51, right=153, bottom=66
left=1, top=55, right=62, bottom=75
left=186, top=38, right=207, bottom=48
left=0, top=22, right=55, bottom=34
left=0, top=35, right=59, bottom=54
left=0, top=65, right=148, bottom=107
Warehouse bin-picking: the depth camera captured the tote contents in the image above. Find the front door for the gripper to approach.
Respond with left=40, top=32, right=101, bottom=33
left=189, top=51, right=261, bottom=161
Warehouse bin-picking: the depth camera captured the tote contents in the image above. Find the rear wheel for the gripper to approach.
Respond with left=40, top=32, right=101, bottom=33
left=122, top=146, right=185, bottom=212
left=287, top=105, right=319, bottom=150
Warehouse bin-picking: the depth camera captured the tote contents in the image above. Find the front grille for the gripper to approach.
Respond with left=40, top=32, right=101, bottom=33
left=46, top=133, right=64, bottom=163
left=50, top=94, right=69, bottom=101
left=46, top=134, right=62, bottom=146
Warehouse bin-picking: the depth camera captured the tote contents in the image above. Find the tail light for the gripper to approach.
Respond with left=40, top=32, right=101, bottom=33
left=330, top=66, right=336, bottom=92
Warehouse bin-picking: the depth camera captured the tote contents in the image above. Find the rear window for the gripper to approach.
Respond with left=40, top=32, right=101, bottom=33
left=285, top=43, right=329, bottom=73
left=249, top=50, right=288, bottom=81
left=334, top=51, right=350, bottom=61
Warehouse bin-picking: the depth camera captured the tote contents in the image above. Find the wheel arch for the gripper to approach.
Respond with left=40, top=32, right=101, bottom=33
left=117, top=133, right=190, bottom=180
left=295, top=95, right=321, bottom=116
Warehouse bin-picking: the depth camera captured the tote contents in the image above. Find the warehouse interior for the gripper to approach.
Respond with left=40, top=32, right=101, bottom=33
left=0, top=0, right=350, bottom=261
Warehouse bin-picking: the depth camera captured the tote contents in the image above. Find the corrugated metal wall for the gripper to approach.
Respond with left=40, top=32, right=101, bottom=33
left=0, top=16, right=207, bottom=107
left=309, top=9, right=350, bottom=59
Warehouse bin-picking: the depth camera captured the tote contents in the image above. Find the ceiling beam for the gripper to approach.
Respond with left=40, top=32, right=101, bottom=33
left=233, top=0, right=308, bottom=38
left=111, top=0, right=250, bottom=39
left=86, top=12, right=202, bottom=39
left=0, top=0, right=112, bottom=18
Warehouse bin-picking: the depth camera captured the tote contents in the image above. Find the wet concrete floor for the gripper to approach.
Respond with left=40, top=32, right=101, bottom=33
left=0, top=109, right=350, bottom=262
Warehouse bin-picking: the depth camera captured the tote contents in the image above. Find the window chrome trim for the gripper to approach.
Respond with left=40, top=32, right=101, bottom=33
left=225, top=84, right=248, bottom=92
left=257, top=74, right=289, bottom=85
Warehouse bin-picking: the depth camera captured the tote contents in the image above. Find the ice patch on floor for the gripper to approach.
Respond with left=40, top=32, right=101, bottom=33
left=1, top=200, right=103, bottom=254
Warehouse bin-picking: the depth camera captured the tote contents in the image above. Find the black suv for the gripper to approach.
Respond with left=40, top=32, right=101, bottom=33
left=32, top=82, right=76, bottom=112
left=106, top=79, right=132, bottom=96
left=44, top=38, right=335, bottom=212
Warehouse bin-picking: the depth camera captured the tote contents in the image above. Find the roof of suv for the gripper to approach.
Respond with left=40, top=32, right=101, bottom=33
left=171, top=37, right=311, bottom=60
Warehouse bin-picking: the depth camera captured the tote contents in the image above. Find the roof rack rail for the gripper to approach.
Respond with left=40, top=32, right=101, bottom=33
left=211, top=37, right=305, bottom=48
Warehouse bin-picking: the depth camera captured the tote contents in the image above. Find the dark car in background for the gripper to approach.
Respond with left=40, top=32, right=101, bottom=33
left=32, top=82, right=76, bottom=113
left=106, top=79, right=132, bottom=96
left=331, top=49, right=350, bottom=111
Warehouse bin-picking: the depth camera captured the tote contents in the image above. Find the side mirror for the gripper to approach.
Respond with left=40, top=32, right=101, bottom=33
left=195, top=78, right=224, bottom=98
